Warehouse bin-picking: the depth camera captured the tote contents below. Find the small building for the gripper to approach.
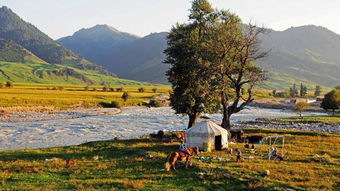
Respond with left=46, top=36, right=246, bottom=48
left=185, top=120, right=229, bottom=151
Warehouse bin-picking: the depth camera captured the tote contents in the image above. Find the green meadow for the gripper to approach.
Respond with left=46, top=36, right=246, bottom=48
left=0, top=129, right=338, bottom=190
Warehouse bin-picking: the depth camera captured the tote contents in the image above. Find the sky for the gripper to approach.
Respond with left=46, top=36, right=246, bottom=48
left=1, top=0, right=340, bottom=39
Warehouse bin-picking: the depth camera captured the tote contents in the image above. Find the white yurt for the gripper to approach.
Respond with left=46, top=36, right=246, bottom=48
left=185, top=119, right=229, bottom=151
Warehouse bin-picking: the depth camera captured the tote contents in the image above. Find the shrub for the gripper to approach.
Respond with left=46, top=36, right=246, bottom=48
left=0, top=82, right=4, bottom=88
left=294, top=101, right=309, bottom=117
left=102, top=86, right=109, bottom=92
left=274, top=91, right=289, bottom=98
left=111, top=101, right=121, bottom=109
left=116, top=87, right=123, bottom=92
left=5, top=81, right=13, bottom=88
left=58, top=86, right=64, bottom=91
left=109, top=88, right=114, bottom=92
left=121, top=92, right=129, bottom=102
left=92, top=88, right=97, bottom=91
left=84, top=86, right=89, bottom=91
left=149, top=99, right=163, bottom=107
left=138, top=87, right=145, bottom=93
left=152, top=88, right=157, bottom=93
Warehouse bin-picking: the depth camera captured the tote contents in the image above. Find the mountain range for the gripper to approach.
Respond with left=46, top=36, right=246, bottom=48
left=0, top=6, right=149, bottom=85
left=1, top=5, right=340, bottom=89
left=58, top=24, right=340, bottom=89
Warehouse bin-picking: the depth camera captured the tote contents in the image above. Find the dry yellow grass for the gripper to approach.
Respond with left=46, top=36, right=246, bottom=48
left=0, top=83, right=171, bottom=110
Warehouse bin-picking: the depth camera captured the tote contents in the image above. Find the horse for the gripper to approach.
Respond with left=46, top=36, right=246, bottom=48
left=165, top=146, right=199, bottom=171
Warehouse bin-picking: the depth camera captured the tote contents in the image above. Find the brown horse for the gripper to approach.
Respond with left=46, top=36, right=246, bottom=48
left=165, top=146, right=199, bottom=171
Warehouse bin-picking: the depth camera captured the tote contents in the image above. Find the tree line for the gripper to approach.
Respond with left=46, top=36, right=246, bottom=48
left=272, top=84, right=321, bottom=98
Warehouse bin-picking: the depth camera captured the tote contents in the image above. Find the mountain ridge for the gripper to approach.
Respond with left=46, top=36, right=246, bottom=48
left=57, top=24, right=139, bottom=66
left=58, top=24, right=340, bottom=89
left=0, top=6, right=150, bottom=86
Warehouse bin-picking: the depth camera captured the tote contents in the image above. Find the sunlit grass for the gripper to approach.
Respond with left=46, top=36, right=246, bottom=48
left=275, top=114, right=340, bottom=124
left=0, top=129, right=338, bottom=190
left=0, top=83, right=171, bottom=110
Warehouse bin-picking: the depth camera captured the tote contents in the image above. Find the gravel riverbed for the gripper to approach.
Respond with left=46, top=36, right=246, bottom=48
left=0, top=107, right=336, bottom=150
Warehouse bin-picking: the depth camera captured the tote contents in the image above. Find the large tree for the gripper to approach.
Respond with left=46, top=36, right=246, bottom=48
left=209, top=20, right=267, bottom=129
left=164, top=0, right=220, bottom=128
left=165, top=0, right=267, bottom=129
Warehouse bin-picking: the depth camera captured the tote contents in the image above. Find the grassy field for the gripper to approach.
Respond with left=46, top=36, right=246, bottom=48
left=275, top=114, right=340, bottom=124
left=0, top=129, right=338, bottom=190
left=0, top=83, right=170, bottom=110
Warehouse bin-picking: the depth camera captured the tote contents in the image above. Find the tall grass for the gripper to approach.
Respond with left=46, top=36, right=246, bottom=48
left=0, top=83, right=171, bottom=110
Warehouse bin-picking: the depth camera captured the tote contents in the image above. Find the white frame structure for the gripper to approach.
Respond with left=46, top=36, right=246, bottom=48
left=261, top=136, right=285, bottom=160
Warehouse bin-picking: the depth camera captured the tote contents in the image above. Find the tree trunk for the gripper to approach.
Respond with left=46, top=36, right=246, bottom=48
left=188, top=112, right=200, bottom=128
left=221, top=91, right=231, bottom=130
left=222, top=113, right=231, bottom=130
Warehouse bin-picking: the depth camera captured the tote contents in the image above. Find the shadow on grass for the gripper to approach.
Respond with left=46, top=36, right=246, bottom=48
left=0, top=139, right=176, bottom=161
left=0, top=138, right=306, bottom=190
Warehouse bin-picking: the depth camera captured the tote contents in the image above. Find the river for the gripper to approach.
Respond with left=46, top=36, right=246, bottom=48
left=0, top=107, right=326, bottom=150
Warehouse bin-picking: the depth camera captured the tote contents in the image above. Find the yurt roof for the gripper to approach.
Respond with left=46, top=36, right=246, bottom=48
left=186, top=120, right=229, bottom=136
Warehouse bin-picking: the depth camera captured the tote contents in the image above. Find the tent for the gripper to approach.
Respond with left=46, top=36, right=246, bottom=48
left=185, top=120, right=229, bottom=151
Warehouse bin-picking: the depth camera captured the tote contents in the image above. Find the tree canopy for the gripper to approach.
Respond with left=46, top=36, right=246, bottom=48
left=321, top=89, right=340, bottom=114
left=165, top=0, right=267, bottom=129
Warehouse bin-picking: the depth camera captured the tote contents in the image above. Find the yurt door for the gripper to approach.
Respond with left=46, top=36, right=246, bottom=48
left=215, top=135, right=222, bottom=150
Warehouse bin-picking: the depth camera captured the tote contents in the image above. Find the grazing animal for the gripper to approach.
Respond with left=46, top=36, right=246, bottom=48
left=165, top=146, right=199, bottom=171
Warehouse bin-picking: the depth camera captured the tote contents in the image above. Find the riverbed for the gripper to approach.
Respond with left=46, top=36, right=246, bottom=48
left=0, top=107, right=330, bottom=150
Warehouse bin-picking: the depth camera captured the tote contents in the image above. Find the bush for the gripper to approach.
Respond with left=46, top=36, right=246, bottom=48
left=92, top=88, right=97, bottom=91
left=138, top=87, right=145, bottom=93
left=121, top=92, right=129, bottom=102
left=102, top=86, right=109, bottom=92
left=149, top=99, right=163, bottom=107
left=5, top=81, right=12, bottom=88
left=274, top=91, right=289, bottom=98
left=116, top=88, right=123, bottom=92
left=58, top=86, right=64, bottom=91
left=84, top=86, right=89, bottom=91
left=111, top=101, right=121, bottom=109
left=294, top=101, right=309, bottom=117
left=0, top=82, right=4, bottom=88
left=152, top=88, right=157, bottom=93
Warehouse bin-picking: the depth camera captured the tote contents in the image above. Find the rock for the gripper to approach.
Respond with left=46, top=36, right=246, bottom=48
left=146, top=155, right=154, bottom=159
left=197, top=172, right=205, bottom=180
left=261, top=170, right=270, bottom=177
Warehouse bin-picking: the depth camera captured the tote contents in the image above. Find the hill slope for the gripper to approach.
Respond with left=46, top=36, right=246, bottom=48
left=258, top=25, right=340, bottom=89
left=58, top=25, right=340, bottom=89
left=0, top=38, right=148, bottom=85
left=57, top=25, right=138, bottom=66
left=0, top=6, right=149, bottom=85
